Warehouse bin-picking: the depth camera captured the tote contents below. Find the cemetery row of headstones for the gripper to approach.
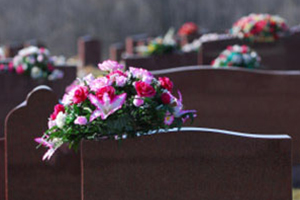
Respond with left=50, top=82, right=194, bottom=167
left=109, top=18, right=300, bottom=71
left=1, top=62, right=300, bottom=199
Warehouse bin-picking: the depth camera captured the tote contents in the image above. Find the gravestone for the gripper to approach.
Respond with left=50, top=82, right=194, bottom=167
left=125, top=33, right=149, bottom=55
left=78, top=35, right=101, bottom=67
left=152, top=66, right=300, bottom=167
left=109, top=42, right=125, bottom=62
left=0, top=65, right=76, bottom=138
left=5, top=86, right=81, bottom=200
left=124, top=52, right=198, bottom=70
left=24, top=39, right=46, bottom=48
left=199, top=33, right=300, bottom=70
left=5, top=42, right=24, bottom=57
left=81, top=127, right=291, bottom=200
left=0, top=66, right=76, bottom=199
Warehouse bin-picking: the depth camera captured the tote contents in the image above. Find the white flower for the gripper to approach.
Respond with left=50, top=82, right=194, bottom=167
left=48, top=69, right=64, bottom=81
left=37, top=55, right=44, bottom=62
left=55, top=112, right=66, bottom=129
left=31, top=66, right=43, bottom=79
left=18, top=46, right=39, bottom=57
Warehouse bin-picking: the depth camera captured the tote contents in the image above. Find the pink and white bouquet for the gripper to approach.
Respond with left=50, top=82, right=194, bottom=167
left=231, top=13, right=289, bottom=42
left=36, top=60, right=196, bottom=160
left=211, top=45, right=261, bottom=68
left=12, top=46, right=64, bottom=80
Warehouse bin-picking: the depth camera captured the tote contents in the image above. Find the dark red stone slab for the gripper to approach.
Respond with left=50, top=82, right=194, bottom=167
left=0, top=138, right=4, bottom=200
left=0, top=65, right=76, bottom=138
left=78, top=36, right=101, bottom=67
left=199, top=33, right=300, bottom=70
left=81, top=127, right=291, bottom=200
left=124, top=52, right=198, bottom=70
left=152, top=66, right=300, bottom=165
left=109, top=42, right=125, bottom=62
left=5, top=86, right=81, bottom=200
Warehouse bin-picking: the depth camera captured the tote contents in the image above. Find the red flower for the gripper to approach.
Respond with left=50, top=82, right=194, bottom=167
left=159, top=77, right=173, bottom=92
left=178, top=22, right=198, bottom=36
left=73, top=86, right=89, bottom=104
left=47, top=64, right=54, bottom=72
left=50, top=104, right=65, bottom=120
left=241, top=45, right=248, bottom=53
left=161, top=93, right=171, bottom=104
left=254, top=20, right=267, bottom=33
left=135, top=81, right=156, bottom=97
left=96, top=86, right=115, bottom=100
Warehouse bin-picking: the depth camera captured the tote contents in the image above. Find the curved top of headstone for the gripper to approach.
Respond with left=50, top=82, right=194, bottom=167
left=151, top=65, right=300, bottom=75
left=160, top=127, right=290, bottom=139
left=5, top=85, right=81, bottom=200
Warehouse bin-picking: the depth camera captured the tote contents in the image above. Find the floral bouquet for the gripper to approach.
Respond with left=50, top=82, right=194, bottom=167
left=231, top=13, right=289, bottom=42
left=137, top=28, right=179, bottom=56
left=35, top=60, right=196, bottom=160
left=178, top=22, right=199, bottom=36
left=211, top=45, right=261, bottom=68
left=11, top=46, right=63, bottom=80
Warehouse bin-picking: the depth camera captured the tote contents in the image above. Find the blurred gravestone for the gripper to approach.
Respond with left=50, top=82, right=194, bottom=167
left=125, top=33, right=149, bottom=55
left=109, top=42, right=125, bottom=62
left=5, top=42, right=24, bottom=57
left=124, top=52, right=198, bottom=70
left=24, top=39, right=47, bottom=48
left=78, top=35, right=101, bottom=67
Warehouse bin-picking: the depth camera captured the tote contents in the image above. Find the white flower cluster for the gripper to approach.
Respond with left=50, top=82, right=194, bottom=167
left=182, top=33, right=235, bottom=52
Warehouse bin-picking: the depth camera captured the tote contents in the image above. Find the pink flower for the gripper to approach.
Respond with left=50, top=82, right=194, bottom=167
left=35, top=137, right=53, bottom=148
left=35, top=137, right=63, bottom=160
left=74, top=116, right=88, bottom=125
left=48, top=120, right=56, bottom=129
left=89, top=92, right=127, bottom=121
left=116, top=76, right=127, bottom=87
left=173, top=91, right=196, bottom=118
left=107, top=70, right=128, bottom=87
left=135, top=81, right=156, bottom=98
left=16, top=65, right=25, bottom=74
left=8, top=62, right=14, bottom=72
left=164, top=114, right=174, bottom=125
left=50, top=104, right=65, bottom=120
left=72, top=86, right=89, bottom=104
left=90, top=77, right=111, bottom=91
left=83, top=74, right=95, bottom=85
left=96, top=86, right=115, bottom=100
left=129, top=67, right=154, bottom=83
left=98, top=60, right=124, bottom=72
left=133, top=95, right=144, bottom=107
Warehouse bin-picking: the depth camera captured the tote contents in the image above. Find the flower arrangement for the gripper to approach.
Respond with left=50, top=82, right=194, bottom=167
left=35, top=60, right=196, bottom=160
left=9, top=46, right=64, bottom=80
left=211, top=45, right=261, bottom=68
left=231, top=13, right=289, bottom=42
left=137, top=28, right=179, bottom=56
left=178, top=22, right=199, bottom=36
